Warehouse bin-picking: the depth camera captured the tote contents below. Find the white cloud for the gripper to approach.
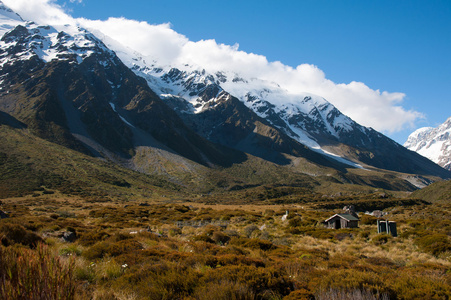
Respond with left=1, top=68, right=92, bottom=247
left=2, top=0, right=75, bottom=26
left=2, top=0, right=423, bottom=134
left=80, top=17, right=188, bottom=65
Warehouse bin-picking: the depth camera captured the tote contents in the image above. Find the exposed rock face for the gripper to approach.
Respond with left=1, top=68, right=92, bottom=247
left=0, top=2, right=449, bottom=194
left=0, top=9, right=246, bottom=169
left=405, top=117, right=451, bottom=171
left=129, top=63, right=450, bottom=178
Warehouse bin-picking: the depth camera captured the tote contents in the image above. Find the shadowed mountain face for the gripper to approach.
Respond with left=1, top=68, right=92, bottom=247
left=0, top=21, right=247, bottom=168
left=0, top=10, right=348, bottom=173
left=167, top=89, right=349, bottom=171
left=0, top=2, right=448, bottom=197
left=132, top=65, right=451, bottom=179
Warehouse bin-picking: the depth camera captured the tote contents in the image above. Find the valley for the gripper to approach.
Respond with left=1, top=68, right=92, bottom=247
left=0, top=1, right=450, bottom=299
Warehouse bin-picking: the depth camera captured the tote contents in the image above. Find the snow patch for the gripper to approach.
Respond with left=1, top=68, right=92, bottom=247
left=109, top=102, right=135, bottom=128
left=404, top=117, right=451, bottom=169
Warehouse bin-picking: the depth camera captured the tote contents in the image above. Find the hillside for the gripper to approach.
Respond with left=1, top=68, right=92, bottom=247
left=0, top=121, right=183, bottom=200
left=0, top=2, right=449, bottom=200
left=411, top=179, right=451, bottom=203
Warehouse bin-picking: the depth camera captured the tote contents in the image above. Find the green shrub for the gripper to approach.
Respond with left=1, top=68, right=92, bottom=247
left=203, top=265, right=292, bottom=297
left=298, top=228, right=334, bottom=240
left=358, top=229, right=371, bottom=240
left=315, top=288, right=389, bottom=300
left=192, top=234, right=215, bottom=243
left=284, top=289, right=315, bottom=300
left=59, top=244, right=82, bottom=256
left=317, top=269, right=392, bottom=298
left=113, top=264, right=200, bottom=299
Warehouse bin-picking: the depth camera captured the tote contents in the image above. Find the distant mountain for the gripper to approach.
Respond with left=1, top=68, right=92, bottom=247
left=0, top=1, right=449, bottom=197
left=404, top=117, right=451, bottom=171
left=116, top=53, right=450, bottom=178
left=0, top=2, right=245, bottom=171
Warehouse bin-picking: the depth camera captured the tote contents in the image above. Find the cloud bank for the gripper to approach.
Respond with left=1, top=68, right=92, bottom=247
left=2, top=0, right=422, bottom=133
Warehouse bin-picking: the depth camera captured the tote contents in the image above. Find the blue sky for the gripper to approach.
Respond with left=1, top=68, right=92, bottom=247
left=8, top=0, right=451, bottom=144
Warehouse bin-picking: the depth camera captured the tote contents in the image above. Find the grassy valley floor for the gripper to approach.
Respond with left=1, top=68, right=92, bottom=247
left=0, top=193, right=450, bottom=299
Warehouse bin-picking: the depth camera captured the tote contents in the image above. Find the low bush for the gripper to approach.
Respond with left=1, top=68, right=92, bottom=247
left=359, top=214, right=378, bottom=225
left=230, top=237, right=277, bottom=251
left=0, top=244, right=75, bottom=299
left=192, top=234, right=215, bottom=244
left=243, top=224, right=259, bottom=238
left=415, top=233, right=451, bottom=256
left=211, top=231, right=231, bottom=245
left=288, top=216, right=303, bottom=227
left=78, top=230, right=110, bottom=246
left=315, top=288, right=389, bottom=300
left=194, top=280, right=255, bottom=300
left=203, top=265, right=292, bottom=297
left=371, top=234, right=392, bottom=245
left=83, top=239, right=143, bottom=260
left=0, top=223, right=42, bottom=248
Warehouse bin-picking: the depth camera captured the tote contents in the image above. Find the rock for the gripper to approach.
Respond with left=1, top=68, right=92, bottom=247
left=343, top=205, right=358, bottom=218
left=0, top=210, right=8, bottom=219
left=61, top=231, right=77, bottom=242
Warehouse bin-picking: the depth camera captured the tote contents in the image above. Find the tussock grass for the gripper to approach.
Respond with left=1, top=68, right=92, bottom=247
left=0, top=195, right=450, bottom=299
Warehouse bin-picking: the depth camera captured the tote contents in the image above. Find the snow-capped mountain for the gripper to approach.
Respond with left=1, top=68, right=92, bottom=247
left=99, top=44, right=450, bottom=178
left=404, top=117, right=451, bottom=170
left=0, top=1, right=245, bottom=172
left=0, top=1, right=449, bottom=188
left=0, top=3, right=113, bottom=66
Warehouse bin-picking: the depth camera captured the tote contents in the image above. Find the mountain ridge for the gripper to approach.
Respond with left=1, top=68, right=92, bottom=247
left=121, top=57, right=450, bottom=178
left=404, top=116, right=451, bottom=171
left=0, top=2, right=449, bottom=199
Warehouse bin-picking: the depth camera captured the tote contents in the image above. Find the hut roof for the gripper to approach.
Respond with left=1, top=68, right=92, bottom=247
left=324, top=213, right=359, bottom=222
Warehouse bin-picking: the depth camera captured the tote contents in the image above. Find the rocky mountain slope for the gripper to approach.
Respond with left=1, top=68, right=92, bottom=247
left=112, top=48, right=450, bottom=178
left=404, top=117, right=451, bottom=171
left=0, top=2, right=449, bottom=196
left=0, top=2, right=247, bottom=171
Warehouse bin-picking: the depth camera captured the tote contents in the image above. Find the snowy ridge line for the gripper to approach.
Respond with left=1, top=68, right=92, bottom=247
left=89, top=32, right=371, bottom=167
left=404, top=116, right=451, bottom=170
left=0, top=4, right=115, bottom=67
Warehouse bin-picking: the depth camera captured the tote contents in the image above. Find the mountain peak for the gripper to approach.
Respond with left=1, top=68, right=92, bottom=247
left=0, top=1, right=23, bottom=22
left=404, top=117, right=451, bottom=170
left=0, top=1, right=25, bottom=37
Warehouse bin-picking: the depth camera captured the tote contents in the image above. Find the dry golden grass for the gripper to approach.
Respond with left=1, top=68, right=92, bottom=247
left=0, top=195, right=450, bottom=299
